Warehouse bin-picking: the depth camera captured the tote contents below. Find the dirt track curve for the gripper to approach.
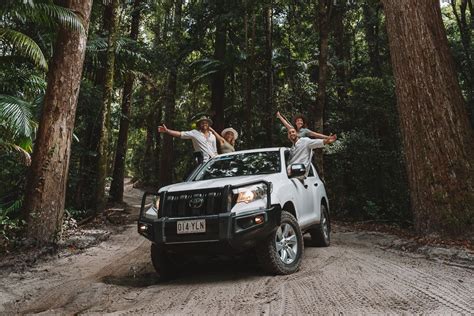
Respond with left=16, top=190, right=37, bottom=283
left=1, top=180, right=473, bottom=315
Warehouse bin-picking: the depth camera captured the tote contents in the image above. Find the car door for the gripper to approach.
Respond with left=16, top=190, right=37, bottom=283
left=289, top=176, right=315, bottom=227
left=304, top=164, right=322, bottom=224
left=283, top=149, right=315, bottom=225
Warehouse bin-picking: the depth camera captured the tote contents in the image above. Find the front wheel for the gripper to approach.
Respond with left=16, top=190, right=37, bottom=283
left=256, top=211, right=303, bottom=275
left=150, top=244, right=178, bottom=281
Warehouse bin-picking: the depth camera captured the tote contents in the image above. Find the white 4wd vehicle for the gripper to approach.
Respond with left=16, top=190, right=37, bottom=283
left=138, top=147, right=330, bottom=278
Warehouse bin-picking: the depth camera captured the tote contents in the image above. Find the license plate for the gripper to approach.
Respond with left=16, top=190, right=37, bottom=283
left=177, top=219, right=206, bottom=234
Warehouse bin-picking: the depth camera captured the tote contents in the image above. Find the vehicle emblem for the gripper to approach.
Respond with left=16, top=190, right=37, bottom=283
left=189, top=197, right=204, bottom=208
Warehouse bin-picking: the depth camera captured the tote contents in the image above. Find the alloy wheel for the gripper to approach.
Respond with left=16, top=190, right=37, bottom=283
left=275, top=223, right=298, bottom=264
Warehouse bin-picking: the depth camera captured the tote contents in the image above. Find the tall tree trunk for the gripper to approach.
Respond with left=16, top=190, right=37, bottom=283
left=153, top=97, right=163, bottom=183
left=159, top=71, right=177, bottom=186
left=383, top=0, right=474, bottom=235
left=314, top=0, right=332, bottom=177
left=110, top=0, right=143, bottom=202
left=363, top=0, right=382, bottom=77
left=143, top=114, right=156, bottom=183
left=95, top=0, right=119, bottom=210
left=73, top=115, right=100, bottom=210
left=159, top=0, right=182, bottom=186
left=73, top=3, right=114, bottom=210
left=333, top=3, right=349, bottom=106
left=264, top=0, right=274, bottom=145
left=211, top=0, right=227, bottom=132
left=243, top=7, right=255, bottom=145
left=22, top=0, right=93, bottom=244
left=451, top=0, right=473, bottom=74
left=451, top=0, right=474, bottom=125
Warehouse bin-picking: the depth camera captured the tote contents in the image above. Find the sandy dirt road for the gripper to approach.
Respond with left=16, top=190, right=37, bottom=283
left=1, top=181, right=473, bottom=315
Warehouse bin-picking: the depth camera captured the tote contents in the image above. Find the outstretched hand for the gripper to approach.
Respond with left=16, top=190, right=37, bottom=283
left=324, top=134, right=337, bottom=144
left=276, top=111, right=282, bottom=118
left=158, top=124, right=168, bottom=133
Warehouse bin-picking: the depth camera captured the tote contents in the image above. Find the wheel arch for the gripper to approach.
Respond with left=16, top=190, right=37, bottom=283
left=321, top=197, right=329, bottom=213
left=320, top=197, right=330, bottom=229
left=282, top=201, right=297, bottom=219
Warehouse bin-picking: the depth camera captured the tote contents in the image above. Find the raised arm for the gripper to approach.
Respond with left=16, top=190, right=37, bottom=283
left=307, top=129, right=330, bottom=139
left=276, top=111, right=294, bottom=130
left=158, top=124, right=181, bottom=138
left=209, top=127, right=225, bottom=146
left=307, top=134, right=337, bottom=149
left=323, top=134, right=337, bottom=145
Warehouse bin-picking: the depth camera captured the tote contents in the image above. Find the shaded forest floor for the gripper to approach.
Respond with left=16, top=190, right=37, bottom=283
left=0, top=179, right=473, bottom=314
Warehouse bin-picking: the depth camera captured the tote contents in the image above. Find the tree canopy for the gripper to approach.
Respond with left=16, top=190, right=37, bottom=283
left=1, top=0, right=473, bottom=245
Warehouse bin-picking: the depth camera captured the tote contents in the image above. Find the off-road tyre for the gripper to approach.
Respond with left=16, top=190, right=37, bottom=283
left=308, top=204, right=330, bottom=247
left=256, top=211, right=303, bottom=275
left=150, top=243, right=178, bottom=281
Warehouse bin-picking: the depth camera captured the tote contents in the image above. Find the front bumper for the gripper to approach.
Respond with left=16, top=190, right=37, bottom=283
left=138, top=206, right=281, bottom=253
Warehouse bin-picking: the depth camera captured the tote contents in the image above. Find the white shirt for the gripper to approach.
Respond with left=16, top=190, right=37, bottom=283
left=288, top=137, right=324, bottom=168
left=181, top=129, right=217, bottom=162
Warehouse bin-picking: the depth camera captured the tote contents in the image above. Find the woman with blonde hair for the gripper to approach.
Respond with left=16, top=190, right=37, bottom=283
left=210, top=126, right=238, bottom=154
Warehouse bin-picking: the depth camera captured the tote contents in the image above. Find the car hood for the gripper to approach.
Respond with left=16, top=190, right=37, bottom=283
left=160, top=174, right=281, bottom=193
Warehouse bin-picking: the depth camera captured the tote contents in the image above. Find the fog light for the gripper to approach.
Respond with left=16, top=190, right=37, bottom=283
left=139, top=224, right=148, bottom=231
left=254, top=215, right=264, bottom=225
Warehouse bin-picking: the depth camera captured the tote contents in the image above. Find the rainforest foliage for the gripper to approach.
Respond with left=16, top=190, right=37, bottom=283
left=0, top=0, right=473, bottom=245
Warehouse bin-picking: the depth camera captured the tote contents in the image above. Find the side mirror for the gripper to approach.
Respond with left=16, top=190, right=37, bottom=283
left=289, top=164, right=306, bottom=178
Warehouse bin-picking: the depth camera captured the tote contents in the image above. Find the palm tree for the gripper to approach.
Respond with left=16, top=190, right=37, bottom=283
left=0, top=0, right=83, bottom=161
left=0, top=0, right=84, bottom=70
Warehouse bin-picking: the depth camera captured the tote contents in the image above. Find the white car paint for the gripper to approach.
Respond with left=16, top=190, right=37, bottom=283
left=158, top=147, right=329, bottom=231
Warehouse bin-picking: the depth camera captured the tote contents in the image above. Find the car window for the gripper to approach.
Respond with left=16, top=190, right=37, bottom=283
left=192, top=151, right=281, bottom=181
left=307, top=164, right=315, bottom=177
left=283, top=149, right=290, bottom=167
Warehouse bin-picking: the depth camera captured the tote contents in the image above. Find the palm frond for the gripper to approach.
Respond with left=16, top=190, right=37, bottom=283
left=31, top=3, right=85, bottom=34
left=0, top=94, right=36, bottom=137
left=0, top=69, right=46, bottom=95
left=3, top=1, right=85, bottom=34
left=0, top=28, right=48, bottom=70
left=190, top=58, right=221, bottom=83
left=0, top=196, right=24, bottom=215
left=23, top=74, right=47, bottom=94
left=86, top=36, right=150, bottom=69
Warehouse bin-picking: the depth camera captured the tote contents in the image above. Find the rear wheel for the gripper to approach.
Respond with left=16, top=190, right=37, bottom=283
left=150, top=244, right=178, bottom=281
left=256, top=211, right=303, bottom=275
left=309, top=204, right=330, bottom=247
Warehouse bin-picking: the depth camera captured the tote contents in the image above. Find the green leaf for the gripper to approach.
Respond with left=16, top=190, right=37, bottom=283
left=33, top=3, right=85, bottom=33
left=5, top=2, right=85, bottom=34
left=0, top=28, right=48, bottom=70
left=0, top=94, right=36, bottom=137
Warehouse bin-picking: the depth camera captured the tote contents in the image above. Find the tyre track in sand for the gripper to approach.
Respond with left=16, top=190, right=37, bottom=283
left=1, top=181, right=473, bottom=315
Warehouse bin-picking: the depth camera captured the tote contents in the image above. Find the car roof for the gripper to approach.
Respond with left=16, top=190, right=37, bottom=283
left=216, top=147, right=288, bottom=157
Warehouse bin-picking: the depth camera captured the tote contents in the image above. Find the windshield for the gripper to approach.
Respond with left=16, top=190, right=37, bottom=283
left=192, top=151, right=281, bottom=181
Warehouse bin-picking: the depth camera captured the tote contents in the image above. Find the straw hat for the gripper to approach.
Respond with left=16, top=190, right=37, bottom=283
left=221, top=127, right=238, bottom=140
left=195, top=115, right=213, bottom=126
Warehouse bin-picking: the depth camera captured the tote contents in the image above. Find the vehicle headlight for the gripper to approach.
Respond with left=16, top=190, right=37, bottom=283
left=144, top=196, right=160, bottom=219
left=233, top=184, right=267, bottom=204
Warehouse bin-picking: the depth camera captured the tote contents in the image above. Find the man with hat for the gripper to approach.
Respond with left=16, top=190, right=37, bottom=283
left=287, top=127, right=337, bottom=177
left=158, top=115, right=217, bottom=164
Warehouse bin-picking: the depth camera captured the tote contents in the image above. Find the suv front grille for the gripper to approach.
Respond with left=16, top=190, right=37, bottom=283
left=160, top=189, right=227, bottom=218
